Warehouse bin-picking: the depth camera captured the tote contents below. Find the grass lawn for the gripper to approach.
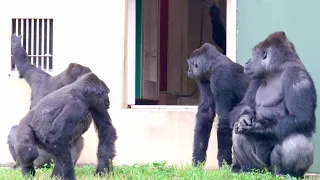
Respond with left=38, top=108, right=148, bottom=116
left=0, top=161, right=314, bottom=180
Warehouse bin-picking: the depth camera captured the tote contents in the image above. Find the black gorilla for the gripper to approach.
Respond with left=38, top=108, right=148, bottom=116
left=8, top=34, right=93, bottom=169
left=230, top=31, right=316, bottom=178
left=187, top=43, right=250, bottom=169
left=14, top=72, right=116, bottom=179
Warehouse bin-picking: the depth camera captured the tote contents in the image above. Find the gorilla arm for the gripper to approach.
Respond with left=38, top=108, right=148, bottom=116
left=11, top=35, right=50, bottom=82
left=192, top=80, right=216, bottom=166
left=229, top=79, right=262, bottom=128
left=90, top=109, right=117, bottom=175
left=239, top=69, right=317, bottom=140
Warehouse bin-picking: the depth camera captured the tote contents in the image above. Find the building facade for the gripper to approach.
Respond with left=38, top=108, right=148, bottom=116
left=0, top=0, right=319, bottom=174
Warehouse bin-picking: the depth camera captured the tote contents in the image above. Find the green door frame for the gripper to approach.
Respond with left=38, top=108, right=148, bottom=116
left=135, top=0, right=142, bottom=99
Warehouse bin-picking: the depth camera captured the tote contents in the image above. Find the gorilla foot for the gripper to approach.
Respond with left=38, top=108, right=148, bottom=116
left=51, top=169, right=75, bottom=180
left=51, top=166, right=62, bottom=179
left=22, top=166, right=35, bottom=177
left=231, top=163, right=241, bottom=173
left=95, top=167, right=112, bottom=176
left=95, top=162, right=113, bottom=176
left=192, top=157, right=206, bottom=167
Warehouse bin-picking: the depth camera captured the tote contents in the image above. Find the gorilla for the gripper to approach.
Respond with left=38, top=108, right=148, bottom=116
left=14, top=72, right=116, bottom=179
left=187, top=43, right=251, bottom=169
left=230, top=31, right=316, bottom=178
left=8, top=34, right=93, bottom=169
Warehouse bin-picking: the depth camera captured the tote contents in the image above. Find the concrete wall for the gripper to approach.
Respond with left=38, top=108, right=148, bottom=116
left=0, top=0, right=220, bottom=169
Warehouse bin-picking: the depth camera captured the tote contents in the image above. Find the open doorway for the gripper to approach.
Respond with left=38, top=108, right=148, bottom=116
left=135, top=0, right=227, bottom=106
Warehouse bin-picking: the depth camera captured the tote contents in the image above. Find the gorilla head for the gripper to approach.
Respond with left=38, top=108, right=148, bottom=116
left=187, top=43, right=224, bottom=81
left=79, top=72, right=111, bottom=110
left=244, top=31, right=301, bottom=78
left=66, top=63, right=92, bottom=81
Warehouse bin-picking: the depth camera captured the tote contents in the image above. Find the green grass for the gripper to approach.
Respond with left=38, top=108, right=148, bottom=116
left=0, top=161, right=314, bottom=180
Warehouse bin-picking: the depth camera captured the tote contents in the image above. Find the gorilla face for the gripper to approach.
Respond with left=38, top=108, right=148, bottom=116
left=244, top=31, right=299, bottom=79
left=82, top=73, right=111, bottom=110
left=244, top=47, right=274, bottom=78
left=187, top=57, right=212, bottom=81
left=244, top=49, right=269, bottom=77
left=99, top=80, right=111, bottom=110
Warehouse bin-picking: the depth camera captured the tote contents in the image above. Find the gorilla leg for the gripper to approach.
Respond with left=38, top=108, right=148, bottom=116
left=270, top=134, right=313, bottom=178
left=71, top=136, right=84, bottom=165
left=7, top=125, right=19, bottom=168
left=192, top=111, right=214, bottom=166
left=192, top=81, right=215, bottom=166
left=8, top=125, right=52, bottom=169
left=232, top=133, right=256, bottom=172
left=33, top=126, right=85, bottom=169
left=49, top=143, right=75, bottom=180
left=232, top=133, right=274, bottom=172
left=15, top=124, right=39, bottom=177
left=217, top=118, right=232, bottom=167
left=33, top=149, right=51, bottom=168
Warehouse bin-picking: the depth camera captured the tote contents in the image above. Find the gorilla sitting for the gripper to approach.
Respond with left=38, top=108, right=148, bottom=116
left=14, top=72, right=116, bottom=180
left=187, top=43, right=250, bottom=169
left=230, top=31, right=316, bottom=178
left=8, top=34, right=93, bottom=169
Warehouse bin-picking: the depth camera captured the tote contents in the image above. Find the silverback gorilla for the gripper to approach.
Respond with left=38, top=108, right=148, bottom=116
left=14, top=72, right=116, bottom=179
left=8, top=34, right=94, bottom=169
left=230, top=31, right=317, bottom=178
left=187, top=43, right=250, bottom=169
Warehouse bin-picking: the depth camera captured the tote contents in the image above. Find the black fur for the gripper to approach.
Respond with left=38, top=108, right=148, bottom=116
left=187, top=43, right=250, bottom=169
left=8, top=34, right=94, bottom=169
left=14, top=72, right=117, bottom=180
left=230, top=31, right=317, bottom=178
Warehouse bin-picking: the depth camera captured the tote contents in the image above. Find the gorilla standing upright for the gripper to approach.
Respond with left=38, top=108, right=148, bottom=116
left=187, top=43, right=250, bottom=169
left=8, top=34, right=96, bottom=169
left=230, top=31, right=316, bottom=178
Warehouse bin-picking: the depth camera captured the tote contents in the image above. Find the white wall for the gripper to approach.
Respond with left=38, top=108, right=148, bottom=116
left=0, top=0, right=126, bottom=164
left=0, top=0, right=221, bottom=170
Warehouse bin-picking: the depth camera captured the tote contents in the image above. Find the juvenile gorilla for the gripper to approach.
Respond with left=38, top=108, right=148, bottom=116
left=230, top=31, right=317, bottom=178
left=15, top=72, right=116, bottom=180
left=8, top=34, right=92, bottom=168
left=187, top=43, right=250, bottom=169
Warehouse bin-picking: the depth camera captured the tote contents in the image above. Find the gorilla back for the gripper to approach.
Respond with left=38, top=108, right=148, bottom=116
left=187, top=43, right=250, bottom=169
left=9, top=34, right=93, bottom=169
left=14, top=72, right=117, bottom=180
left=230, top=31, right=317, bottom=178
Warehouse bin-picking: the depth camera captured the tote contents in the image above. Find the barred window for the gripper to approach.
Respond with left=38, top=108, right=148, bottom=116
left=11, top=18, right=54, bottom=72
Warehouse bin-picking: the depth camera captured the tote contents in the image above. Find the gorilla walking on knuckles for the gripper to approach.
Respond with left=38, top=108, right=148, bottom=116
left=8, top=34, right=96, bottom=169
left=187, top=43, right=250, bottom=169
left=230, top=31, right=316, bottom=178
left=14, top=72, right=115, bottom=179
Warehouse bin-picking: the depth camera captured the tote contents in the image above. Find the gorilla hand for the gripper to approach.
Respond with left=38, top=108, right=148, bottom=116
left=234, top=114, right=253, bottom=134
left=234, top=114, right=264, bottom=134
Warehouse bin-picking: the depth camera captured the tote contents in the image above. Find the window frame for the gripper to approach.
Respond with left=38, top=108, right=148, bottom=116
left=124, top=0, right=237, bottom=109
left=10, top=18, right=54, bottom=78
